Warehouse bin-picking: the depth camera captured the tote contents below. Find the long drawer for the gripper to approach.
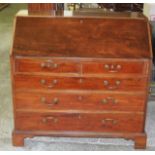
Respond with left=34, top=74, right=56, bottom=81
left=15, top=57, right=149, bottom=75
left=15, top=112, right=144, bottom=133
left=14, top=91, right=146, bottom=112
left=14, top=74, right=148, bottom=91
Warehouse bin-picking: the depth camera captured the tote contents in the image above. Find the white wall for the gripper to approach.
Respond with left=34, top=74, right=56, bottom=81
left=144, top=3, right=155, bottom=21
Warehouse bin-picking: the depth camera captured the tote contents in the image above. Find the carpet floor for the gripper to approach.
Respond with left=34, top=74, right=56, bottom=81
left=0, top=4, right=155, bottom=151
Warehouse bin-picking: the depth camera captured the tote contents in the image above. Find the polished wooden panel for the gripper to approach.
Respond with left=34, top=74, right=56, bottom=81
left=15, top=112, right=144, bottom=133
left=13, top=12, right=152, bottom=59
left=14, top=91, right=146, bottom=112
left=15, top=57, right=80, bottom=74
left=14, top=74, right=148, bottom=91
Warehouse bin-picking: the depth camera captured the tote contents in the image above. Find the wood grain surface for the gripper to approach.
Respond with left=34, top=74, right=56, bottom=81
left=11, top=10, right=152, bottom=149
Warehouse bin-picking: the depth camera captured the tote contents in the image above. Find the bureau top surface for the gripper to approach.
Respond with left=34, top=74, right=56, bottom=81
left=17, top=10, right=147, bottom=19
left=12, top=10, right=152, bottom=59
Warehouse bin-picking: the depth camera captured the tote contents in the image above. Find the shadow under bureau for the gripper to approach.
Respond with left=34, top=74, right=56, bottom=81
left=10, top=10, right=152, bottom=149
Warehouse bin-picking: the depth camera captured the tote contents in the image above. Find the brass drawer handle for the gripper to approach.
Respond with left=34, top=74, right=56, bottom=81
left=101, top=99, right=108, bottom=104
left=41, top=60, right=58, bottom=69
left=103, top=80, right=121, bottom=90
left=104, top=64, right=122, bottom=72
left=101, top=118, right=118, bottom=125
left=42, top=114, right=81, bottom=124
left=40, top=79, right=46, bottom=85
left=42, top=116, right=58, bottom=123
left=40, top=79, right=58, bottom=89
left=101, top=97, right=118, bottom=104
left=41, top=97, right=59, bottom=106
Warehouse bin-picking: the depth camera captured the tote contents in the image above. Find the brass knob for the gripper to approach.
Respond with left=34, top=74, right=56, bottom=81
left=41, top=63, right=46, bottom=68
left=102, top=118, right=117, bottom=125
left=52, top=63, right=58, bottom=68
left=101, top=97, right=118, bottom=104
left=53, top=79, right=58, bottom=84
left=41, top=97, right=46, bottom=103
left=40, top=79, right=46, bottom=84
left=47, top=79, right=58, bottom=88
left=101, top=99, right=108, bottom=104
left=41, top=97, right=59, bottom=105
left=104, top=64, right=110, bottom=70
left=115, top=80, right=121, bottom=85
left=42, top=118, right=47, bottom=123
left=48, top=79, right=58, bottom=88
left=41, top=61, right=58, bottom=69
left=111, top=99, right=118, bottom=104
left=104, top=64, right=122, bottom=72
left=116, top=64, right=122, bottom=70
left=103, top=80, right=109, bottom=86
left=42, top=116, right=58, bottom=123
left=40, top=79, right=58, bottom=89
left=53, top=98, right=59, bottom=104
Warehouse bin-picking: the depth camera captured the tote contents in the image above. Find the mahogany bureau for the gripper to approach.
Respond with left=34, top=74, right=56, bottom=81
left=10, top=10, right=152, bottom=149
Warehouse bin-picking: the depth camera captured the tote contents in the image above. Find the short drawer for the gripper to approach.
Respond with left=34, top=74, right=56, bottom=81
left=82, top=60, right=149, bottom=75
left=15, top=112, right=144, bottom=133
left=14, top=74, right=148, bottom=92
left=15, top=92, right=146, bottom=112
left=15, top=57, right=80, bottom=74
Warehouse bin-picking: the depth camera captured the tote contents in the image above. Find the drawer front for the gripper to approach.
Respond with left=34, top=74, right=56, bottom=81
left=15, top=58, right=80, bottom=73
left=14, top=75, right=148, bottom=91
left=15, top=112, right=144, bottom=133
left=82, top=60, right=149, bottom=75
left=15, top=92, right=146, bottom=112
